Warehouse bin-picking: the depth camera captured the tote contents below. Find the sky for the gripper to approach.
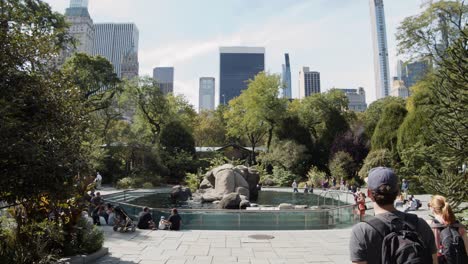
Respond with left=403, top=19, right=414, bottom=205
left=43, top=0, right=427, bottom=109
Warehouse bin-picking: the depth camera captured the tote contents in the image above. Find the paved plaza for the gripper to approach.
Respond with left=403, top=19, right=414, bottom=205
left=96, top=227, right=352, bottom=264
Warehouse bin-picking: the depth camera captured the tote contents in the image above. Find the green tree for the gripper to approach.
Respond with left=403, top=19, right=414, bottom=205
left=61, top=53, right=121, bottom=112
left=258, top=140, right=311, bottom=176
left=160, top=120, right=195, bottom=155
left=329, top=151, right=356, bottom=180
left=364, top=96, right=405, bottom=140
left=358, top=149, right=394, bottom=179
left=396, top=0, right=467, bottom=62
left=371, top=102, right=407, bottom=158
left=225, top=72, right=287, bottom=162
left=242, top=72, right=288, bottom=150
left=193, top=110, right=227, bottom=147
left=298, top=90, right=350, bottom=169
left=0, top=0, right=89, bottom=204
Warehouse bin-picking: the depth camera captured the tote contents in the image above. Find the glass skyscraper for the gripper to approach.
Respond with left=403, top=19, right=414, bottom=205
left=219, top=47, right=265, bottom=104
left=369, top=0, right=390, bottom=99
left=93, top=23, right=139, bottom=79
left=199, top=77, right=215, bottom=112
left=153, top=67, right=174, bottom=94
left=281, top=53, right=292, bottom=99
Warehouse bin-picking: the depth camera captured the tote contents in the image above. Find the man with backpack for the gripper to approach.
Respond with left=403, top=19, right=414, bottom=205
left=349, top=167, right=437, bottom=264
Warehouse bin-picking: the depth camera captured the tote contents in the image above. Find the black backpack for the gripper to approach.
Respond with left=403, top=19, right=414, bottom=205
left=366, top=213, right=433, bottom=264
left=431, top=220, right=468, bottom=264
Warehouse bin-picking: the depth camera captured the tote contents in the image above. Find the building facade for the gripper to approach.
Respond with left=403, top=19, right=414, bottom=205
left=93, top=23, right=139, bottom=78
left=391, top=79, right=410, bottom=99
left=299, top=67, right=320, bottom=98
left=57, top=0, right=94, bottom=65
left=153, top=67, right=174, bottom=94
left=199, top=77, right=215, bottom=112
left=219, top=47, right=265, bottom=104
left=369, top=0, right=391, bottom=99
left=402, top=60, right=430, bottom=89
left=337, top=88, right=367, bottom=112
left=281, top=53, right=292, bottom=99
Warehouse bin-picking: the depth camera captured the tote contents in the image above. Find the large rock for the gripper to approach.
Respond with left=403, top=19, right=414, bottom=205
left=236, top=187, right=250, bottom=199
left=170, top=185, right=192, bottom=201
left=199, top=179, right=213, bottom=189
left=239, top=200, right=251, bottom=209
left=215, top=170, right=236, bottom=194
left=245, top=167, right=260, bottom=200
left=201, top=190, right=223, bottom=203
left=218, top=193, right=241, bottom=209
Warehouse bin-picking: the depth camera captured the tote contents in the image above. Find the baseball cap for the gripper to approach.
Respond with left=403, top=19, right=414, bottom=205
left=366, top=167, right=399, bottom=193
left=161, top=216, right=165, bottom=219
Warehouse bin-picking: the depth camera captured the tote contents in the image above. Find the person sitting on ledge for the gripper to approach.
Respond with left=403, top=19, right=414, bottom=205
left=162, top=208, right=182, bottom=231
left=137, top=207, right=156, bottom=230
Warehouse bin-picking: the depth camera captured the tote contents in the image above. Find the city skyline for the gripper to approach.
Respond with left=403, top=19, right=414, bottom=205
left=44, top=0, right=426, bottom=108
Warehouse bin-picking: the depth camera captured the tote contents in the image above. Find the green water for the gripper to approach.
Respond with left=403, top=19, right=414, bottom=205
left=129, top=190, right=347, bottom=209
left=117, top=191, right=356, bottom=230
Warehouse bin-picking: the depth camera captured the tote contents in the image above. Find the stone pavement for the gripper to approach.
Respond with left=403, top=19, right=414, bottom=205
left=94, top=193, right=437, bottom=264
left=96, top=227, right=351, bottom=264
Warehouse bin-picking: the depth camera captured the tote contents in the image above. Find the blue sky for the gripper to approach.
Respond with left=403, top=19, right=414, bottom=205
left=44, top=0, right=426, bottom=108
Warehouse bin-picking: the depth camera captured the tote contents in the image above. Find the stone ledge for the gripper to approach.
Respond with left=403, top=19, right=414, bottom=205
left=57, top=247, right=108, bottom=264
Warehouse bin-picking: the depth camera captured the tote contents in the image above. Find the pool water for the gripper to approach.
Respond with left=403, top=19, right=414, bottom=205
left=129, top=190, right=347, bottom=209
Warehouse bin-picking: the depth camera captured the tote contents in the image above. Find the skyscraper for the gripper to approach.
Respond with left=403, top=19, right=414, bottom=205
left=219, top=47, right=265, bottom=104
left=93, top=23, right=139, bottom=78
left=57, top=0, right=94, bottom=65
left=281, top=53, right=292, bottom=99
left=298, top=67, right=320, bottom=98
left=369, top=0, right=391, bottom=99
left=153, top=67, right=174, bottom=94
left=70, top=0, right=88, bottom=8
left=199, top=77, right=215, bottom=112
left=336, top=88, right=367, bottom=112
left=402, top=60, right=431, bottom=89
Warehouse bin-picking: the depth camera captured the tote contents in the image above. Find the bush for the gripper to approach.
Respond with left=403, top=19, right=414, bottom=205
left=141, top=182, right=154, bottom=189
left=185, top=172, right=203, bottom=192
left=0, top=220, right=63, bottom=264
left=271, top=166, right=296, bottom=187
left=329, top=151, right=356, bottom=180
left=307, top=166, right=327, bottom=187
left=116, top=177, right=135, bottom=189
left=77, top=219, right=104, bottom=254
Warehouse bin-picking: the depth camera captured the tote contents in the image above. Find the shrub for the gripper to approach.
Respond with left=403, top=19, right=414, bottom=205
left=271, top=166, right=296, bottom=187
left=307, top=166, right=327, bottom=187
left=116, top=177, right=135, bottom=189
left=77, top=219, right=104, bottom=254
left=358, top=149, right=393, bottom=179
left=185, top=172, right=203, bottom=192
left=329, top=151, right=356, bottom=180
left=141, top=182, right=154, bottom=189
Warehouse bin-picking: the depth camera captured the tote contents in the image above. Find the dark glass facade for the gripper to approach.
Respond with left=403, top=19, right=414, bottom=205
left=219, top=53, right=264, bottom=104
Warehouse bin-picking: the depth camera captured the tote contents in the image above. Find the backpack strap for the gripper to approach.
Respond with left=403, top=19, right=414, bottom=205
left=366, top=213, right=419, bottom=238
left=366, top=217, right=391, bottom=239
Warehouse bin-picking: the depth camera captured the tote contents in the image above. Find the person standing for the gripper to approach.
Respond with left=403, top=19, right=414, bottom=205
left=349, top=167, right=437, bottom=264
left=304, top=183, right=309, bottom=194
left=401, top=178, right=409, bottom=199
left=292, top=180, right=298, bottom=193
left=428, top=195, right=468, bottom=263
left=95, top=172, right=102, bottom=190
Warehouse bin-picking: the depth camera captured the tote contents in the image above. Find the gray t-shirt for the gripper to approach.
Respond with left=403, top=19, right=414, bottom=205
left=349, top=211, right=436, bottom=263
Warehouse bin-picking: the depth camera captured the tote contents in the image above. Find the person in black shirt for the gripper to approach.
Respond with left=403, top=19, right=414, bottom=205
left=137, top=207, right=155, bottom=230
left=166, top=208, right=182, bottom=231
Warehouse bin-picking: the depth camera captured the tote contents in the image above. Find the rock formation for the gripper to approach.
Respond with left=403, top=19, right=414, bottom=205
left=199, top=164, right=260, bottom=209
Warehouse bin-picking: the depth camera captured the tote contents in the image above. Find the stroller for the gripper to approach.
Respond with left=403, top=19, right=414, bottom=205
left=113, top=206, right=136, bottom=232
